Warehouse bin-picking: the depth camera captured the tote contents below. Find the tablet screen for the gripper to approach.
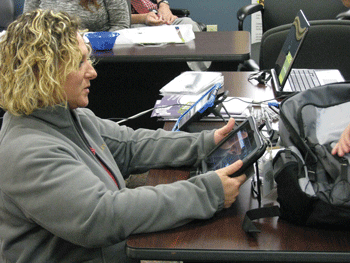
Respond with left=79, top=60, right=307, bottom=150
left=204, top=118, right=259, bottom=171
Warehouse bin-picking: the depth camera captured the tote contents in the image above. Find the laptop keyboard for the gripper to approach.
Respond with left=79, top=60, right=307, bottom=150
left=288, top=69, right=321, bottom=91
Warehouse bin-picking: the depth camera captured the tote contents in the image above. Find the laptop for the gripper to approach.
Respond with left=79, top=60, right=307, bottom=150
left=271, top=10, right=345, bottom=98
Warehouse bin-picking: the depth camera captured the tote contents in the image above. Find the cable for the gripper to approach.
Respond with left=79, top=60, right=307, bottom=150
left=110, top=95, right=281, bottom=125
left=113, top=103, right=185, bottom=124
left=248, top=70, right=272, bottom=85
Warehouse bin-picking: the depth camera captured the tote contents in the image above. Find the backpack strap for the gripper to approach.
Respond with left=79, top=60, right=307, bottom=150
left=242, top=147, right=306, bottom=234
left=242, top=205, right=280, bottom=234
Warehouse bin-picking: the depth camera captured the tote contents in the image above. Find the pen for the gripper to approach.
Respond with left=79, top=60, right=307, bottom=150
left=175, top=26, right=185, bottom=43
left=268, top=102, right=279, bottom=108
left=268, top=105, right=280, bottom=115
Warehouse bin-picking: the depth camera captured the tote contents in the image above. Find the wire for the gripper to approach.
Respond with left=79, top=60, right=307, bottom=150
left=109, top=95, right=282, bottom=125
left=113, top=103, right=185, bottom=124
left=224, top=95, right=280, bottom=106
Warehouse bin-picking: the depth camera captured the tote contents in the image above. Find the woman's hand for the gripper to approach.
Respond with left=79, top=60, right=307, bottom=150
left=216, top=160, right=246, bottom=208
left=213, top=118, right=236, bottom=145
left=332, top=123, right=350, bottom=157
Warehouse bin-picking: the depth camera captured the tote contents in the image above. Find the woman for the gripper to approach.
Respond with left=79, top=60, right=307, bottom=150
left=0, top=10, right=246, bottom=262
left=23, top=0, right=130, bottom=31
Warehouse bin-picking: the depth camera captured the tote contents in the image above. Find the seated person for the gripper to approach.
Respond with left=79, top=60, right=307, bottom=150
left=130, top=0, right=202, bottom=32
left=343, top=0, right=350, bottom=7
left=0, top=9, right=246, bottom=262
left=131, top=0, right=210, bottom=70
left=332, top=123, right=350, bottom=157
left=23, top=0, right=129, bottom=31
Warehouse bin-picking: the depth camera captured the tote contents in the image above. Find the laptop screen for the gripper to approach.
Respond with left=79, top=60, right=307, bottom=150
left=274, top=10, right=310, bottom=88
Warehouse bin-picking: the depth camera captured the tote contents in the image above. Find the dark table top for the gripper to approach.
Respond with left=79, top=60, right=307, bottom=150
left=125, top=72, right=350, bottom=262
left=126, top=168, right=350, bottom=262
left=91, top=31, right=250, bottom=63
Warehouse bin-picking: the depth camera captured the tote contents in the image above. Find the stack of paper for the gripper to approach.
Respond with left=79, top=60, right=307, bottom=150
left=152, top=71, right=251, bottom=122
left=84, top=24, right=195, bottom=46
left=151, top=94, right=251, bottom=121
left=120, top=24, right=195, bottom=45
left=159, top=71, right=224, bottom=96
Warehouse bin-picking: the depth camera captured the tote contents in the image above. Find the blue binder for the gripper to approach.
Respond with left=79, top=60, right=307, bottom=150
left=172, top=83, right=223, bottom=131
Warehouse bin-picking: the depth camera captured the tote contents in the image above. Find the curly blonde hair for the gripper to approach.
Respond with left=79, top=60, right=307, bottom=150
left=0, top=9, right=87, bottom=116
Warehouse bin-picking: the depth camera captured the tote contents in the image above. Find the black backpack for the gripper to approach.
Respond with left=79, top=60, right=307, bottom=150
left=243, top=83, right=350, bottom=233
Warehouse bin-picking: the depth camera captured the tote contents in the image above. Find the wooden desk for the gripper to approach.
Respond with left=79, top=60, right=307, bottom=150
left=91, top=31, right=250, bottom=64
left=126, top=169, right=350, bottom=262
left=125, top=72, right=350, bottom=262
left=87, top=32, right=250, bottom=130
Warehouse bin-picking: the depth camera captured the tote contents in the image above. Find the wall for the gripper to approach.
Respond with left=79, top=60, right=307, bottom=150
left=171, top=0, right=252, bottom=32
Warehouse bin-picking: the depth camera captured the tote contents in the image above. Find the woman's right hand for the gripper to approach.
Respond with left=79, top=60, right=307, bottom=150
left=216, top=160, right=246, bottom=208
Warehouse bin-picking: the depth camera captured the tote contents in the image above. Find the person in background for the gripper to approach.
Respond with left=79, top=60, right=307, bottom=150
left=333, top=0, right=350, bottom=156
left=332, top=123, right=350, bottom=157
left=130, top=0, right=202, bottom=32
left=23, top=0, right=130, bottom=31
left=343, top=0, right=350, bottom=8
left=0, top=9, right=246, bottom=262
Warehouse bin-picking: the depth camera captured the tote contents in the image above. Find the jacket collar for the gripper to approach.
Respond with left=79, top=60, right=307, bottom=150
left=30, top=104, right=80, bottom=129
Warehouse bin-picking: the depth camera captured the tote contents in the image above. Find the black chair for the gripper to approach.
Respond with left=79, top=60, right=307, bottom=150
left=13, top=0, right=25, bottom=18
left=237, top=0, right=349, bottom=70
left=0, top=0, right=15, bottom=31
left=259, top=19, right=350, bottom=80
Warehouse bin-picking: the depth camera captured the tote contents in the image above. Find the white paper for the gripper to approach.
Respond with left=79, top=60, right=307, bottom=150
left=84, top=24, right=195, bottom=46
left=159, top=71, right=224, bottom=95
left=0, top=30, right=6, bottom=39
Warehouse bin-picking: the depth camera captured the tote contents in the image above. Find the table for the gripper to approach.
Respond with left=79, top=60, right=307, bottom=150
left=91, top=31, right=250, bottom=64
left=87, top=32, right=251, bottom=131
left=125, top=72, right=350, bottom=263
left=126, top=169, right=350, bottom=263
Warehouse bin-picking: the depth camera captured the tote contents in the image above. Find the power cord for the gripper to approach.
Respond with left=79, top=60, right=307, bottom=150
left=113, top=103, right=185, bottom=124
left=248, top=70, right=272, bottom=85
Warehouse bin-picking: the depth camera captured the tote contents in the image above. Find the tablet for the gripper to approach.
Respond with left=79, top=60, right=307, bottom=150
left=172, top=83, right=222, bottom=131
left=198, top=116, right=266, bottom=177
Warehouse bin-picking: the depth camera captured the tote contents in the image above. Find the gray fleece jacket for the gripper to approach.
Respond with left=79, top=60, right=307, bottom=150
left=0, top=106, right=225, bottom=262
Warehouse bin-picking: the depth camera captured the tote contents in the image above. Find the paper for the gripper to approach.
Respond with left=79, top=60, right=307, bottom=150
left=159, top=71, right=224, bottom=95
left=84, top=24, right=195, bottom=46
left=0, top=30, right=6, bottom=39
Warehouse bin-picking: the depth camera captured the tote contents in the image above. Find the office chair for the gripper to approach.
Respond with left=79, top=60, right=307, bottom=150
left=337, top=9, right=350, bottom=20
left=259, top=19, right=350, bottom=81
left=236, top=0, right=349, bottom=71
left=0, top=0, right=15, bottom=31
left=13, top=0, right=25, bottom=18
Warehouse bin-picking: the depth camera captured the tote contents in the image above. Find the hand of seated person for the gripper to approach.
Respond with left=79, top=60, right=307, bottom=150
left=215, top=160, right=246, bottom=209
left=214, top=118, right=236, bottom=145
left=212, top=118, right=246, bottom=208
left=332, top=123, right=350, bottom=157
left=145, top=12, right=166, bottom=26
left=158, top=5, right=177, bottom=24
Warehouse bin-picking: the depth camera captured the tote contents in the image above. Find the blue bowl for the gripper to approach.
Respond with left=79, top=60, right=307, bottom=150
left=86, top=32, right=120, bottom=50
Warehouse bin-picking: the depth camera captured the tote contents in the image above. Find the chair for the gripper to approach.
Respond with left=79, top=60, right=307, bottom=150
left=0, top=0, right=15, bottom=31
left=13, top=0, right=25, bottom=18
left=259, top=19, right=350, bottom=80
left=236, top=0, right=349, bottom=70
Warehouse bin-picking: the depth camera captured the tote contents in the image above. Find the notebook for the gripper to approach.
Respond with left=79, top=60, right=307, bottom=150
left=270, top=10, right=345, bottom=98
